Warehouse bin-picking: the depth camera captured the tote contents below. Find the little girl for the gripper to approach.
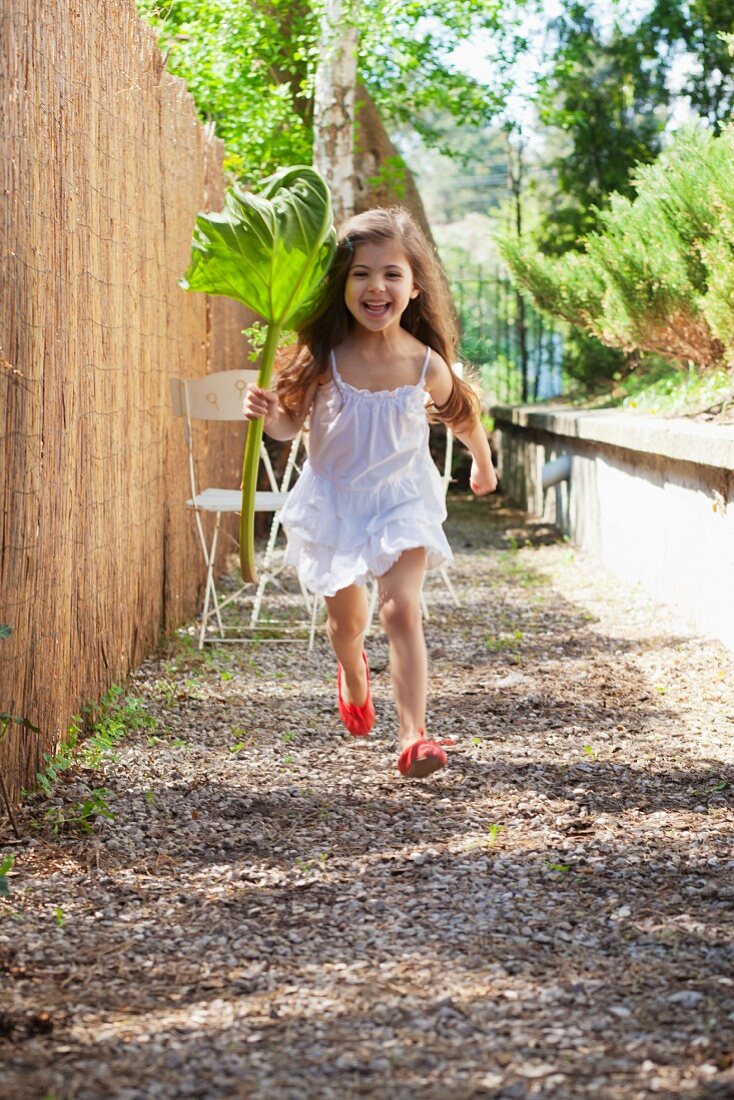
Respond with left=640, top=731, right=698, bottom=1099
left=244, top=207, right=497, bottom=778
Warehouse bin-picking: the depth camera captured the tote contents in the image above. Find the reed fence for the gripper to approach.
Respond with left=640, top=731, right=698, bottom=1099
left=1, top=0, right=248, bottom=803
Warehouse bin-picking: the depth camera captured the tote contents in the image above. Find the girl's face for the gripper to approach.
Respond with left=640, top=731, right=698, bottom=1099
left=344, top=240, right=419, bottom=332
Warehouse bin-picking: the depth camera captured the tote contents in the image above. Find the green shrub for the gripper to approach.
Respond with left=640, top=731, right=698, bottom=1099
left=500, top=125, right=734, bottom=379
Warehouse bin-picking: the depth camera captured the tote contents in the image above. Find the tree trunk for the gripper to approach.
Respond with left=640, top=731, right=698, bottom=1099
left=353, top=85, right=435, bottom=246
left=313, top=0, right=359, bottom=225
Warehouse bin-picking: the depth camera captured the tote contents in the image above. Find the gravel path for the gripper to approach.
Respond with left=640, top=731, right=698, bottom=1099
left=2, top=495, right=734, bottom=1100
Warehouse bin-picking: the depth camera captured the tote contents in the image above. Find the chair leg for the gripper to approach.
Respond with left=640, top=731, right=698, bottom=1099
left=366, top=580, right=378, bottom=635
left=308, top=593, right=321, bottom=651
left=439, top=567, right=460, bottom=607
left=250, top=506, right=283, bottom=627
left=260, top=509, right=283, bottom=575
left=250, top=520, right=312, bottom=629
left=195, top=510, right=224, bottom=648
left=250, top=571, right=270, bottom=628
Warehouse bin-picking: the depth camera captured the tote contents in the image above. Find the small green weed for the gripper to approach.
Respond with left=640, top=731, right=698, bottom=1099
left=54, top=907, right=65, bottom=928
left=0, top=853, right=14, bottom=897
left=295, top=852, right=329, bottom=874
left=547, top=861, right=571, bottom=873
left=487, top=823, right=504, bottom=848
left=152, top=678, right=177, bottom=706
left=44, top=788, right=115, bottom=835
left=80, top=691, right=155, bottom=767
left=281, top=731, right=297, bottom=744
left=229, top=727, right=255, bottom=752
left=498, top=554, right=550, bottom=588
left=582, top=744, right=597, bottom=761
left=30, top=738, right=78, bottom=798
left=484, top=630, right=523, bottom=653
left=182, top=677, right=204, bottom=697
left=28, top=686, right=156, bottom=799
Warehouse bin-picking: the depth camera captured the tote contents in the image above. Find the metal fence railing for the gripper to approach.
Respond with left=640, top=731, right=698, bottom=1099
left=452, top=269, right=564, bottom=407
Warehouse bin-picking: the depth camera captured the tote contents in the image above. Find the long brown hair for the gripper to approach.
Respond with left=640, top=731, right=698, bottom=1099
left=277, top=207, right=480, bottom=430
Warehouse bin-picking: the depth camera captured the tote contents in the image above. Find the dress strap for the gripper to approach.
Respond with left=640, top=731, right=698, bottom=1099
left=329, top=349, right=343, bottom=390
left=419, top=345, right=431, bottom=384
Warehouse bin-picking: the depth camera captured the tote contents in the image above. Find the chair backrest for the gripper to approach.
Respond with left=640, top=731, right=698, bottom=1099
left=170, top=369, right=258, bottom=422
left=170, top=370, right=303, bottom=501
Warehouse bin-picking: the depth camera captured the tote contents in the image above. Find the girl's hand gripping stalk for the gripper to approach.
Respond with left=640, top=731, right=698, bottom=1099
left=243, top=384, right=278, bottom=424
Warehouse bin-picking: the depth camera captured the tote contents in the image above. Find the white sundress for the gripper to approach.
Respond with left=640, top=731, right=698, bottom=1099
left=279, top=345, right=453, bottom=597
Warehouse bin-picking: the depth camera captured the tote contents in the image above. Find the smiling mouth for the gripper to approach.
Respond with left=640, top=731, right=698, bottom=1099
left=363, top=301, right=390, bottom=315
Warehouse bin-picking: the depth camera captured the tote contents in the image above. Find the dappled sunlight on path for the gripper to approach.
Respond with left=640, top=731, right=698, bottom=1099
left=2, top=496, right=734, bottom=1099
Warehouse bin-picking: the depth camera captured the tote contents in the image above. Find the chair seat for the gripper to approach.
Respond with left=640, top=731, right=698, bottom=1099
left=188, top=488, right=287, bottom=513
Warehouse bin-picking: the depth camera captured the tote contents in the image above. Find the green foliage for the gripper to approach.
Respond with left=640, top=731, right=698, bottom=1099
left=534, top=0, right=670, bottom=254
left=136, top=0, right=314, bottom=179
left=592, top=360, right=734, bottom=417
left=136, top=1, right=518, bottom=181
left=181, top=165, right=336, bottom=581
left=500, top=126, right=734, bottom=374
left=558, top=329, right=625, bottom=389
left=359, top=2, right=518, bottom=146
left=643, top=0, right=734, bottom=130
left=32, top=739, right=77, bottom=798
left=364, top=155, right=407, bottom=200
left=532, top=0, right=734, bottom=256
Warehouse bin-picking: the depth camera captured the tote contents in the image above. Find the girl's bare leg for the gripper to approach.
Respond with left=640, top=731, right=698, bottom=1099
left=377, top=548, right=427, bottom=749
left=324, top=584, right=369, bottom=706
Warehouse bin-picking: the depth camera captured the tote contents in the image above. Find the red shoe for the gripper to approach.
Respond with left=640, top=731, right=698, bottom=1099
left=337, top=651, right=375, bottom=737
left=397, top=730, right=448, bottom=779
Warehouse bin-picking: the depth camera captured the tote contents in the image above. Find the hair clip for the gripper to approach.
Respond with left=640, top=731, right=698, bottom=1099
left=342, top=236, right=354, bottom=254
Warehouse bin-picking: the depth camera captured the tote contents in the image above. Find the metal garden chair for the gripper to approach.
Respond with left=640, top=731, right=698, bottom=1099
left=170, top=370, right=309, bottom=647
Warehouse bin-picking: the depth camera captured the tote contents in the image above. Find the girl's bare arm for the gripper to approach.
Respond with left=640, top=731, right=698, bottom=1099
left=425, top=354, right=497, bottom=496
left=454, top=419, right=497, bottom=495
left=243, top=378, right=320, bottom=441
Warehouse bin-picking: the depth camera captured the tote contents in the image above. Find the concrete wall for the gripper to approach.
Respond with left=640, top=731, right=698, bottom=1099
left=493, top=406, right=734, bottom=652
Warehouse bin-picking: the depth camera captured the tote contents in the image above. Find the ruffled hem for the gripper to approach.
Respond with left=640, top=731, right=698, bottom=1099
left=279, top=464, right=452, bottom=596
left=283, top=523, right=453, bottom=597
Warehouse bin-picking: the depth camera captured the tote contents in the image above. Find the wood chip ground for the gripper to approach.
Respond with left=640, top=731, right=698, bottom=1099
left=2, top=496, right=734, bottom=1099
